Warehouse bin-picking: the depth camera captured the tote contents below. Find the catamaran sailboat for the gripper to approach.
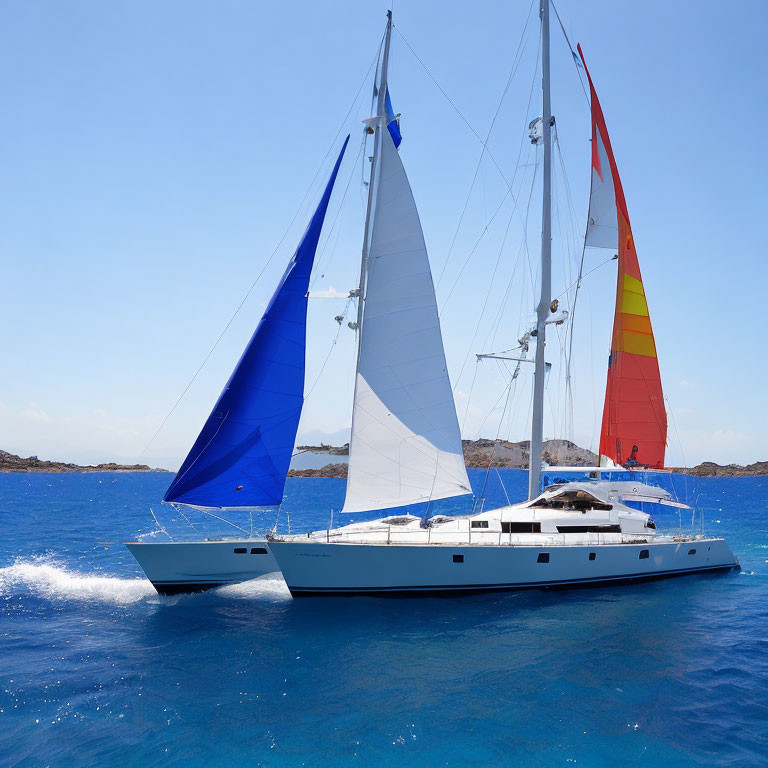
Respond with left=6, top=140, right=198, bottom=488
left=267, top=5, right=739, bottom=595
left=126, top=138, right=350, bottom=594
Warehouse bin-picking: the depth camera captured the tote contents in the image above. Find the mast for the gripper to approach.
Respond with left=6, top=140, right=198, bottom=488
left=528, top=0, right=552, bottom=499
left=354, top=10, right=393, bottom=341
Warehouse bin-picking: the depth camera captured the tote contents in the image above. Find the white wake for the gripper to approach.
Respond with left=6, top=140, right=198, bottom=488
left=0, top=558, right=156, bottom=604
left=217, top=574, right=291, bottom=601
left=0, top=558, right=291, bottom=604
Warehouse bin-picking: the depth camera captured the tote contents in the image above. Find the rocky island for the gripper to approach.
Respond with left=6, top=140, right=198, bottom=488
left=0, top=450, right=169, bottom=473
left=669, top=461, right=768, bottom=478
left=288, top=439, right=598, bottom=478
left=288, top=439, right=768, bottom=479
left=4, top=445, right=765, bottom=478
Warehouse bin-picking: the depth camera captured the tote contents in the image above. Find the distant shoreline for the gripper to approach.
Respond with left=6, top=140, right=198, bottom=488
left=288, top=441, right=768, bottom=479
left=3, top=444, right=766, bottom=478
left=0, top=450, right=170, bottom=474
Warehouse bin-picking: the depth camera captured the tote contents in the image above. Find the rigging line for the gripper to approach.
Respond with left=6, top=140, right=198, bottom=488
left=438, top=185, right=514, bottom=315
left=439, top=14, right=540, bottom=329
left=522, top=145, right=540, bottom=297
left=310, top=137, right=367, bottom=289
left=304, top=298, right=352, bottom=400
left=665, top=396, right=688, bottom=471
left=553, top=124, right=586, bottom=437
left=479, top=378, right=515, bottom=502
left=138, top=55, right=378, bottom=460
left=440, top=10, right=540, bottom=298
left=664, top=396, right=690, bottom=507
left=194, top=507, right=250, bottom=536
left=448, top=189, right=519, bottom=392
left=170, top=502, right=198, bottom=533
left=148, top=507, right=169, bottom=539
left=586, top=290, right=598, bottom=453
left=551, top=152, right=575, bottom=438
left=551, top=253, right=614, bottom=304
left=460, top=360, right=480, bottom=436
left=427, top=0, right=536, bottom=289
left=495, top=467, right=512, bottom=507
left=449, top=100, right=539, bottom=406
left=550, top=0, right=590, bottom=105
left=440, top=51, right=540, bottom=331
left=513, top=24, right=543, bottom=300
left=554, top=127, right=584, bottom=298
left=394, top=21, right=523, bottom=190
left=552, top=132, right=576, bottom=306
left=486, top=237, right=526, bottom=351
left=474, top=376, right=515, bottom=439
left=554, top=126, right=581, bottom=256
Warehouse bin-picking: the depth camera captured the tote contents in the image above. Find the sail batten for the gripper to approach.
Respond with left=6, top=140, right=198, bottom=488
left=342, top=129, right=471, bottom=514
left=578, top=46, right=667, bottom=469
left=163, top=137, right=350, bottom=508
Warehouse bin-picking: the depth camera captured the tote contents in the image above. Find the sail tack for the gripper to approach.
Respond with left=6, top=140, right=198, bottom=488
left=578, top=46, right=667, bottom=469
left=342, top=130, right=471, bottom=515
left=164, top=137, right=349, bottom=508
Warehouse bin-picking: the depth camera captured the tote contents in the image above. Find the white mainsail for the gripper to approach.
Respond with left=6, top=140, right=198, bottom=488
left=342, top=129, right=471, bottom=515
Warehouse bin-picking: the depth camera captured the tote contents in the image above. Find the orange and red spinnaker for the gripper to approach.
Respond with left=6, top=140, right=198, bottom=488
left=577, top=45, right=667, bottom=469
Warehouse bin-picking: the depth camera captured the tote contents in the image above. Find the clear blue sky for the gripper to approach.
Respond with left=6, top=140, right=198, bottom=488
left=1, top=0, right=765, bottom=469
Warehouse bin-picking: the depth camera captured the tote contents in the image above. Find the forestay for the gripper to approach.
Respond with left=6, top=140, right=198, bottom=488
left=163, top=137, right=349, bottom=508
left=342, top=130, right=471, bottom=514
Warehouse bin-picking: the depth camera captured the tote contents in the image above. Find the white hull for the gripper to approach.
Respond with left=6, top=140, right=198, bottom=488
left=268, top=537, right=739, bottom=596
left=125, top=540, right=279, bottom=594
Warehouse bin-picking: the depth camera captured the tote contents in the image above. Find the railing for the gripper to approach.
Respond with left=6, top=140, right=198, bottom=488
left=293, top=525, right=668, bottom=548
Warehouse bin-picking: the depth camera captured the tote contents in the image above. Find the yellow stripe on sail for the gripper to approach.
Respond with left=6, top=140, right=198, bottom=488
left=623, top=274, right=645, bottom=295
left=621, top=329, right=657, bottom=357
left=621, top=273, right=649, bottom=316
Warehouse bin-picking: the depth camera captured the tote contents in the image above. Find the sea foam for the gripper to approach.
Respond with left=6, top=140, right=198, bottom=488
left=0, top=558, right=156, bottom=604
left=0, top=557, right=291, bottom=604
left=217, top=574, right=291, bottom=601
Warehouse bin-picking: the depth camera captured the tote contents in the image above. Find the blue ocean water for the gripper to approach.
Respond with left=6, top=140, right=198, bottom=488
left=1, top=470, right=767, bottom=767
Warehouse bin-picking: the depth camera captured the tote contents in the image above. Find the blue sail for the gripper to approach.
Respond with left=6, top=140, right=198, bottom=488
left=164, top=136, right=350, bottom=508
left=384, top=88, right=402, bottom=148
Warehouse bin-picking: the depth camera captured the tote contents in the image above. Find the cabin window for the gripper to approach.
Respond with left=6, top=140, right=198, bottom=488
left=588, top=552, right=596, bottom=561
left=501, top=522, right=542, bottom=534
left=639, top=549, right=649, bottom=560
left=233, top=548, right=247, bottom=554
left=688, top=548, right=696, bottom=555
left=251, top=547, right=268, bottom=555
left=537, top=552, right=550, bottom=564
left=453, top=554, right=464, bottom=563
left=556, top=525, right=621, bottom=534
left=471, top=521, right=489, bottom=529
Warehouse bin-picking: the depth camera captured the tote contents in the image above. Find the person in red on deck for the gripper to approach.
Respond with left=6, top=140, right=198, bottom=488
left=624, top=445, right=640, bottom=469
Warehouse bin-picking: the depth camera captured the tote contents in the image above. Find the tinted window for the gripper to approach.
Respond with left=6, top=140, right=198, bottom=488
left=557, top=525, right=621, bottom=534
left=639, top=549, right=649, bottom=560
left=471, top=521, right=489, bottom=529
left=588, top=552, right=596, bottom=561
left=453, top=554, right=464, bottom=563
left=251, top=547, right=268, bottom=555
left=688, top=548, right=696, bottom=555
left=501, top=522, right=542, bottom=533
left=233, top=548, right=247, bottom=554
left=537, top=552, right=550, bottom=564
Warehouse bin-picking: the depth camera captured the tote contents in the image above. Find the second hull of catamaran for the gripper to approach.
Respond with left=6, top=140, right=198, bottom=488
left=125, top=540, right=278, bottom=595
left=268, top=537, right=738, bottom=596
